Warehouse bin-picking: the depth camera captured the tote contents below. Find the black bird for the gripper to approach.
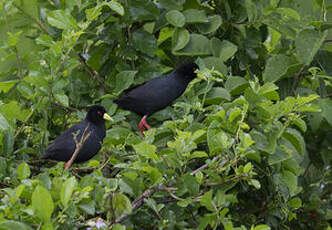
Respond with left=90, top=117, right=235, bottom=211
left=114, top=62, right=203, bottom=137
left=41, top=105, right=112, bottom=167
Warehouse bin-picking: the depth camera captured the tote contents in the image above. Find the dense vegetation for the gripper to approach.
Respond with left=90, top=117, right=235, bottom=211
left=0, top=0, right=331, bottom=229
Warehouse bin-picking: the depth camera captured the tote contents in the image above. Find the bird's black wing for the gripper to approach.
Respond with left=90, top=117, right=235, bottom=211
left=41, top=121, right=86, bottom=161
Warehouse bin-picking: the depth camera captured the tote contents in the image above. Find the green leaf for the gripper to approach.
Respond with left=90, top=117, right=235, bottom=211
left=32, top=185, right=54, bottom=223
left=205, top=87, right=231, bottom=104
left=17, top=162, right=31, bottom=180
left=175, top=34, right=211, bottom=56
left=210, top=39, right=238, bottom=62
left=316, top=50, right=332, bottom=75
left=295, top=29, right=327, bottom=65
left=276, top=8, right=300, bottom=20
left=0, top=113, right=9, bottom=130
left=172, top=28, right=190, bottom=51
left=252, top=225, right=271, bottom=230
left=263, top=54, right=299, bottom=82
left=319, top=99, right=332, bottom=126
left=112, top=193, right=132, bottom=217
left=245, top=0, right=258, bottom=22
left=166, top=10, right=185, bottom=27
left=248, top=179, right=261, bottom=189
left=268, top=146, right=291, bottom=165
left=282, top=128, right=305, bottom=155
left=183, top=174, right=199, bottom=195
left=280, top=170, right=298, bottom=194
left=200, top=190, right=214, bottom=211
left=243, top=162, right=252, bottom=173
left=288, top=197, right=302, bottom=209
left=60, top=177, right=77, bottom=207
left=0, top=80, right=18, bottom=93
left=133, top=142, right=157, bottom=160
left=104, top=1, right=124, bottom=16
left=225, top=76, right=249, bottom=95
left=129, top=0, right=159, bottom=21
left=292, top=117, right=307, bottom=133
left=54, top=94, right=69, bottom=107
left=197, top=15, right=222, bottom=34
left=183, top=9, right=208, bottom=24
left=157, top=26, right=174, bottom=45
left=115, top=71, right=137, bottom=94
left=79, top=200, right=95, bottom=215
left=47, top=10, right=78, bottom=30
left=0, top=220, right=33, bottom=230
left=132, top=30, right=157, bottom=57
left=159, top=0, right=185, bottom=10
left=203, top=57, right=227, bottom=75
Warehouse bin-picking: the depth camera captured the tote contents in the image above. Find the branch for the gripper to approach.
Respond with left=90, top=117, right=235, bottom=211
left=52, top=102, right=79, bottom=112
left=77, top=54, right=107, bottom=92
left=190, top=156, right=220, bottom=176
left=203, top=174, right=247, bottom=187
left=65, top=124, right=92, bottom=170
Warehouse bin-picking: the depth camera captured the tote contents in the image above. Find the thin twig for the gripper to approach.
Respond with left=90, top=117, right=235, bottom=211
left=65, top=124, right=92, bottom=170
left=190, top=156, right=220, bottom=176
left=52, top=102, right=79, bottom=112
left=203, top=174, right=247, bottom=187
left=77, top=54, right=107, bottom=92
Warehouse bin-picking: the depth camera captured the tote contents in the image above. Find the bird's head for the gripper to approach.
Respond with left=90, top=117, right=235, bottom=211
left=175, top=62, right=200, bottom=81
left=86, top=105, right=112, bottom=124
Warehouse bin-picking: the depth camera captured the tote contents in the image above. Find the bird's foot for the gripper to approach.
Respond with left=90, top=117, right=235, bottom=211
left=139, top=115, right=151, bottom=138
left=65, top=161, right=70, bottom=169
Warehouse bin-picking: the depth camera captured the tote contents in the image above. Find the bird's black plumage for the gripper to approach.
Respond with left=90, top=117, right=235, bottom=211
left=41, top=105, right=112, bottom=164
left=113, top=62, right=200, bottom=136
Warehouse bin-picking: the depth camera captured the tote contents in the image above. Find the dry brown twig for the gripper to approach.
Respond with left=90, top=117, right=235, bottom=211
left=65, top=124, right=91, bottom=170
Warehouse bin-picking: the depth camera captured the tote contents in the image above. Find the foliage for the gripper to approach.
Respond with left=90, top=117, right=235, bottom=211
left=0, top=0, right=331, bottom=229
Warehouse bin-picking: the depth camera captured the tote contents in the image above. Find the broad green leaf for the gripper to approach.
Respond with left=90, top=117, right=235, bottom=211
left=248, top=179, right=261, bottom=189
left=32, top=185, right=54, bottom=223
left=17, top=162, right=30, bottom=180
left=198, top=15, right=222, bottom=34
left=0, top=220, right=33, bottom=230
left=245, top=0, right=258, bottom=22
left=183, top=9, right=208, bottom=24
left=0, top=80, right=18, bottom=93
left=54, top=94, right=69, bottom=107
left=200, top=190, right=214, bottom=211
left=112, top=193, right=132, bottom=217
left=0, top=101, right=30, bottom=122
left=175, top=34, right=211, bottom=56
left=133, top=142, right=157, bottom=159
left=212, top=40, right=238, bottom=62
left=280, top=170, right=298, bottom=194
left=282, top=128, right=305, bottom=155
left=203, top=57, right=227, bottom=75
left=60, top=177, right=77, bottom=207
left=183, top=174, right=200, bottom=195
left=129, top=0, right=159, bottom=21
left=243, top=162, right=252, bottom=173
left=172, top=28, right=190, bottom=51
left=79, top=200, right=95, bottom=215
left=166, top=10, right=185, bottom=27
left=252, top=225, right=271, bottom=230
left=85, top=6, right=103, bottom=21
left=104, top=1, right=124, bottom=16
left=159, top=0, right=185, bottom=10
left=47, top=10, right=78, bottom=30
left=292, top=117, right=307, bottom=133
left=132, top=30, right=157, bottom=57
left=268, top=147, right=291, bottom=165
left=228, top=107, right=242, bottom=122
left=0, top=113, right=9, bottom=130
left=276, top=8, right=300, bottom=20
left=318, top=99, right=332, bottom=126
left=316, top=50, right=332, bottom=75
left=205, top=87, right=231, bottom=104
left=225, top=76, right=249, bottom=95
left=295, top=29, right=327, bottom=65
left=263, top=54, right=298, bottom=82
left=157, top=26, right=174, bottom=45
left=288, top=197, right=302, bottom=209
left=115, top=71, right=137, bottom=94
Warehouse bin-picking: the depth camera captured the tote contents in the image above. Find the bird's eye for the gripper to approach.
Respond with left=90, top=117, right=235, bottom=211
left=97, top=111, right=102, bottom=116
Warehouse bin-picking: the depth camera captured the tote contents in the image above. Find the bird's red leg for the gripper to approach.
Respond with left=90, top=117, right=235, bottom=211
left=138, top=115, right=151, bottom=137
left=65, top=161, right=70, bottom=169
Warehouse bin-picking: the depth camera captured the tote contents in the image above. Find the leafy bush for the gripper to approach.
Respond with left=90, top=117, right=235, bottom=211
left=0, top=0, right=331, bottom=229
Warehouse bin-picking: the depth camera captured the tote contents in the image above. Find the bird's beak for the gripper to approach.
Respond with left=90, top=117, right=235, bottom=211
left=195, top=69, right=206, bottom=80
left=103, top=113, right=113, bottom=121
